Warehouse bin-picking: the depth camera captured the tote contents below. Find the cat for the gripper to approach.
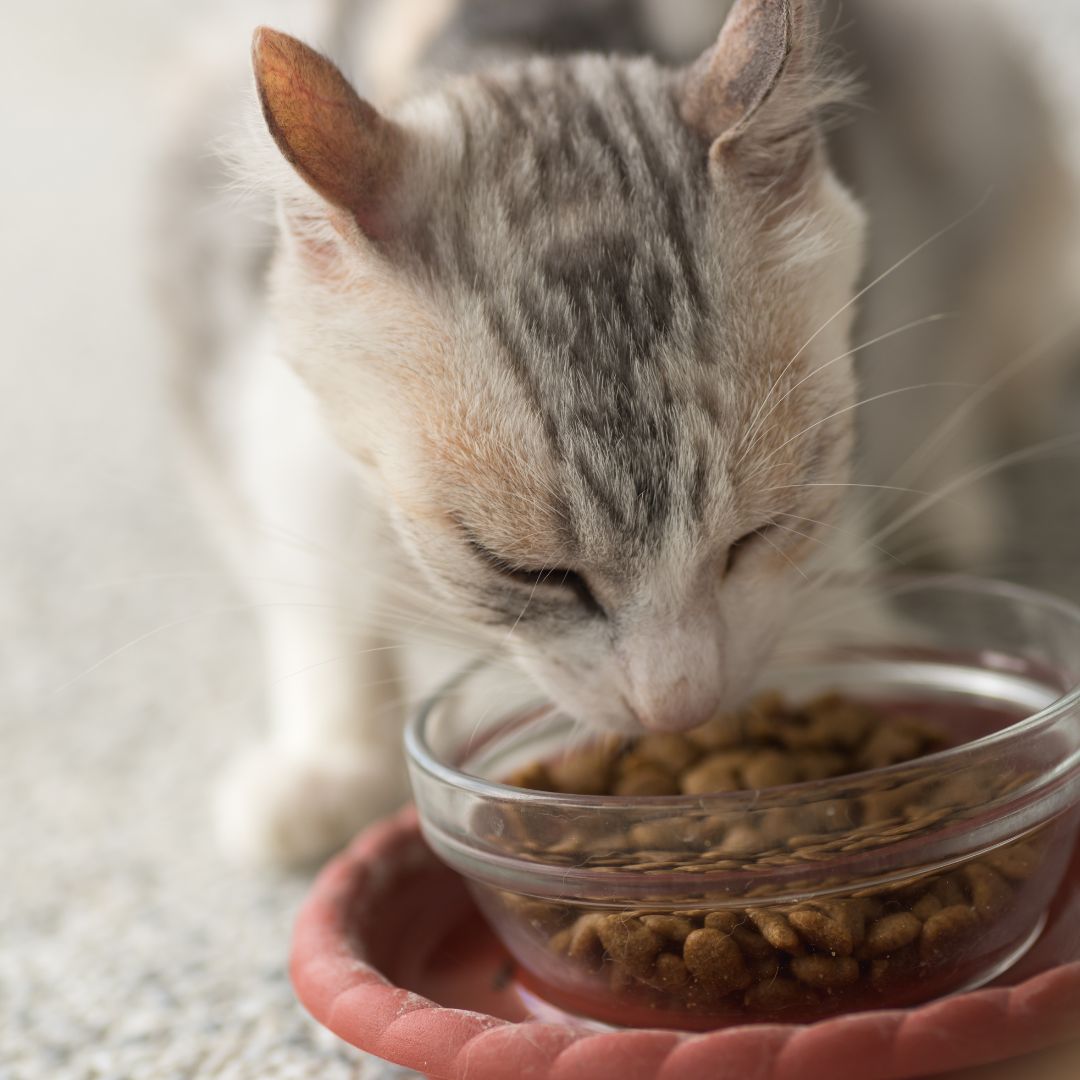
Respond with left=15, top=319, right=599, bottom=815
left=152, top=0, right=1074, bottom=866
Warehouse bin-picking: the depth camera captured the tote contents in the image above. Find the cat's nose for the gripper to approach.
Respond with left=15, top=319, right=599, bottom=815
left=633, top=677, right=724, bottom=734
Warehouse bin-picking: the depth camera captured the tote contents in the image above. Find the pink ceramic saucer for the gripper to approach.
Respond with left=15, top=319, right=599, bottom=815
left=290, top=807, right=1080, bottom=1080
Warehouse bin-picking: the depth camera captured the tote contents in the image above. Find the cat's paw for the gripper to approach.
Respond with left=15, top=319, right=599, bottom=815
left=214, top=743, right=408, bottom=868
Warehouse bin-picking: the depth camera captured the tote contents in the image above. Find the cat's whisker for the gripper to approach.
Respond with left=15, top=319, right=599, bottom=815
left=764, top=481, right=934, bottom=497
left=49, top=600, right=365, bottom=696
left=868, top=432, right=1080, bottom=550
left=755, top=382, right=976, bottom=474
left=500, top=563, right=553, bottom=649
left=881, top=316, right=1080, bottom=497
left=737, top=192, right=993, bottom=465
left=55, top=595, right=484, bottom=697
left=776, top=513, right=904, bottom=565
left=746, top=313, right=955, bottom=439
left=770, top=522, right=825, bottom=548
left=755, top=528, right=811, bottom=582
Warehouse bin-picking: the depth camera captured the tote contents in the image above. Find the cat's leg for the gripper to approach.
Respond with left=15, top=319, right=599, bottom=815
left=190, top=329, right=412, bottom=866
left=214, top=579, right=411, bottom=868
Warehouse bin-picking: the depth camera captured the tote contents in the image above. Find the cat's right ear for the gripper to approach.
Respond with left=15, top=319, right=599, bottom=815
left=680, top=0, right=841, bottom=187
left=251, top=27, right=405, bottom=244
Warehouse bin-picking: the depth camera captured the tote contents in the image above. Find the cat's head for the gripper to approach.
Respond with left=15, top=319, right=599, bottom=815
left=250, top=0, right=866, bottom=733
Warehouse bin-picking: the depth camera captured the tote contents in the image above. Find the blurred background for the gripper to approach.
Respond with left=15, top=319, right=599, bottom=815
left=1, top=2, right=1079, bottom=1077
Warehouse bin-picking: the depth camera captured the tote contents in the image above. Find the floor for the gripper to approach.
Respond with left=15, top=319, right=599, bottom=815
left=1, top=2, right=1078, bottom=1078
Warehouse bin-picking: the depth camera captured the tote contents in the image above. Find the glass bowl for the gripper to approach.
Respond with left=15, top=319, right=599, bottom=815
left=404, top=577, right=1080, bottom=1029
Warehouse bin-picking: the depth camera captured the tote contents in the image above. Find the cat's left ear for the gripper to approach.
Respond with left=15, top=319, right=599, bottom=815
left=680, top=0, right=837, bottom=183
left=252, top=27, right=406, bottom=243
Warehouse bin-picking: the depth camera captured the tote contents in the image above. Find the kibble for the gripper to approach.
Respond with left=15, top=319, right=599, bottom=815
left=651, top=953, right=691, bottom=993
left=613, top=761, right=680, bottom=797
left=641, top=914, right=695, bottom=944
left=964, top=864, right=1013, bottom=918
left=596, top=914, right=664, bottom=973
left=748, top=910, right=804, bottom=955
left=499, top=692, right=1039, bottom=1021
left=680, top=755, right=742, bottom=795
left=920, top=905, right=980, bottom=963
left=565, top=914, right=605, bottom=971
left=546, top=743, right=617, bottom=795
left=911, top=894, right=944, bottom=921
left=863, top=913, right=923, bottom=958
left=636, top=733, right=701, bottom=774
left=787, top=907, right=856, bottom=957
left=683, top=928, right=752, bottom=993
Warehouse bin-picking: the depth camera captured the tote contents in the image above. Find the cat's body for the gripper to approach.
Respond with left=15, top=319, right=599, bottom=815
left=154, top=0, right=1075, bottom=865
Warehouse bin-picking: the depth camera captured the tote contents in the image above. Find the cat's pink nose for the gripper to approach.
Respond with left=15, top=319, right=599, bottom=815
left=633, top=677, right=723, bottom=733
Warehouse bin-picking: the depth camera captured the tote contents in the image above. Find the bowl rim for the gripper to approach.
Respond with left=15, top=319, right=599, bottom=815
left=405, top=574, right=1080, bottom=812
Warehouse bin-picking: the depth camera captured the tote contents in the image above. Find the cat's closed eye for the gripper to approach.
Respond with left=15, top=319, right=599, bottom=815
left=465, top=534, right=603, bottom=616
left=724, top=524, right=781, bottom=577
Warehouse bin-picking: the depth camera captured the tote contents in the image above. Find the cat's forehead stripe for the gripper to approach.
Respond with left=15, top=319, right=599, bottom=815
left=406, top=57, right=725, bottom=551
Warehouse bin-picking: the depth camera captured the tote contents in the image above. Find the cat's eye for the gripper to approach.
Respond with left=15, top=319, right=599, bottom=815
left=465, top=535, right=603, bottom=615
left=724, top=524, right=777, bottom=577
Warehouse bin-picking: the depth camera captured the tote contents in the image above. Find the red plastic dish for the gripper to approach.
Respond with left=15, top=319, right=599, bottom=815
left=290, top=808, right=1080, bottom=1080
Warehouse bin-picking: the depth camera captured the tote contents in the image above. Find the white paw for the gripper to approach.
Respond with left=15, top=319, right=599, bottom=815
left=214, top=743, right=408, bottom=868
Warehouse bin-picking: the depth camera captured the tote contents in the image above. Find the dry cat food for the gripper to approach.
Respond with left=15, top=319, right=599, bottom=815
left=493, top=692, right=1045, bottom=1021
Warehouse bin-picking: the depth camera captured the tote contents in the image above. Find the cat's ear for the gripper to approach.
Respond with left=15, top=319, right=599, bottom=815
left=680, top=0, right=837, bottom=182
left=251, top=27, right=405, bottom=242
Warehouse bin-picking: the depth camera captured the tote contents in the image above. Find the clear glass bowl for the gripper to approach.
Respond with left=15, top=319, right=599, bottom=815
left=404, top=578, right=1080, bottom=1029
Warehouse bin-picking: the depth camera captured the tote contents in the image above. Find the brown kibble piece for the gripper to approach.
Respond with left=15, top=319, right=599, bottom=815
left=984, top=843, right=1040, bottom=882
left=911, top=894, right=943, bottom=921
left=683, top=928, right=752, bottom=993
left=703, top=910, right=741, bottom=934
left=506, top=761, right=556, bottom=791
left=964, top=863, right=1013, bottom=919
left=641, top=914, right=695, bottom=944
left=687, top=717, right=742, bottom=752
left=756, top=807, right=806, bottom=846
left=748, top=910, right=804, bottom=954
left=596, top=914, right=664, bottom=974
left=920, top=905, right=980, bottom=963
left=804, top=702, right=874, bottom=749
left=680, top=755, right=742, bottom=795
left=651, top=952, right=691, bottom=993
left=858, top=726, right=923, bottom=770
left=613, top=762, right=680, bottom=797
left=547, top=745, right=615, bottom=795
left=502, top=894, right=569, bottom=933
left=864, top=913, right=923, bottom=958
left=791, top=954, right=860, bottom=990
left=930, top=874, right=968, bottom=908
left=549, top=928, right=571, bottom=955
left=894, top=715, right=952, bottom=752
left=749, top=954, right=782, bottom=983
left=635, top=733, right=700, bottom=774
left=717, top=824, right=762, bottom=858
left=934, top=773, right=985, bottom=810
left=566, top=914, right=605, bottom=971
left=788, top=908, right=856, bottom=956
left=742, top=751, right=801, bottom=790
left=732, top=925, right=775, bottom=961
left=628, top=817, right=691, bottom=849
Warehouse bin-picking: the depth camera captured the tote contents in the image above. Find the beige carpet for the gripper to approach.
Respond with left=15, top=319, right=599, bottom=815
left=1, top=2, right=1077, bottom=1078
